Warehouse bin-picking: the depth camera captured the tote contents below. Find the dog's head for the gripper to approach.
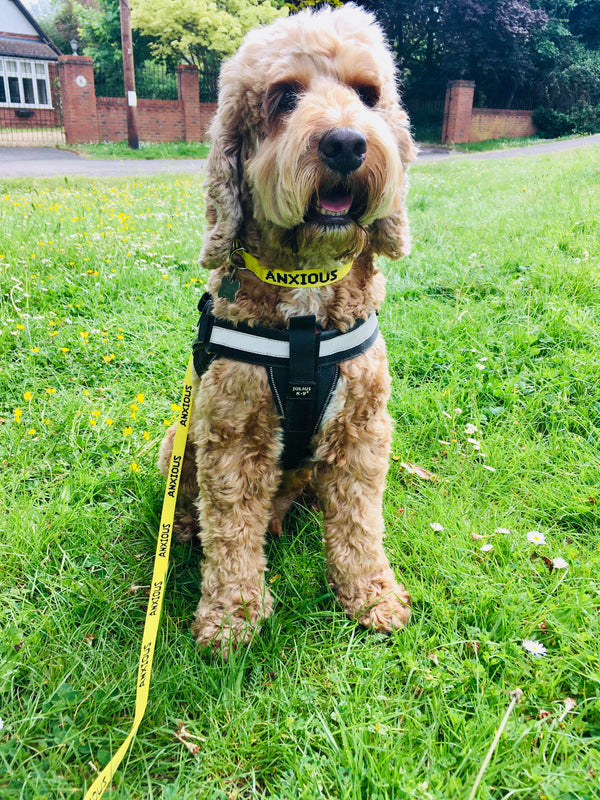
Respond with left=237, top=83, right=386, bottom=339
left=200, top=4, right=416, bottom=270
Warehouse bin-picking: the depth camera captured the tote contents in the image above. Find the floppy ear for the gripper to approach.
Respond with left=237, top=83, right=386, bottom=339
left=370, top=102, right=416, bottom=260
left=199, top=74, right=244, bottom=270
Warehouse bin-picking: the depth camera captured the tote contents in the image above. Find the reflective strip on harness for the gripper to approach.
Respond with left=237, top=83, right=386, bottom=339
left=200, top=302, right=378, bottom=367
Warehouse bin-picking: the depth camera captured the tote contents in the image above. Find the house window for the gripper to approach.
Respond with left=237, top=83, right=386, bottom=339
left=0, top=58, right=53, bottom=109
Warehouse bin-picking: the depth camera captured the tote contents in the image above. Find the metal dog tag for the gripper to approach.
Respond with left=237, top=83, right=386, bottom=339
left=217, top=272, right=240, bottom=302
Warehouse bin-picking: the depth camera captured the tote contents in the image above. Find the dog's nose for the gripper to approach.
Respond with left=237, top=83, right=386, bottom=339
left=318, top=128, right=367, bottom=174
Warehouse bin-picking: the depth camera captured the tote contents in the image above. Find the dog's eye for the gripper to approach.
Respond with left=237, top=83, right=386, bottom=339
left=276, top=86, right=299, bottom=113
left=354, top=85, right=380, bottom=108
left=267, top=83, right=301, bottom=119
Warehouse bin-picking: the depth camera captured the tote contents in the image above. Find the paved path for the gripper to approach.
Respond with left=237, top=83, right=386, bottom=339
left=0, top=134, right=599, bottom=178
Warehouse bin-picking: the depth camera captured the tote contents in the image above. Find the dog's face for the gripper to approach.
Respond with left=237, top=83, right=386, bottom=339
left=201, top=5, right=415, bottom=269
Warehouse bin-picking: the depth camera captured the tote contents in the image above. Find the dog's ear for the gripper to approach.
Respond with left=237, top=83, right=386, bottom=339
left=370, top=103, right=416, bottom=260
left=199, top=77, right=245, bottom=270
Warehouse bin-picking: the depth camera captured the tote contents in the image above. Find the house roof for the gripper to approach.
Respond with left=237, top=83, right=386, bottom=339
left=2, top=0, right=61, bottom=57
left=0, top=35, right=59, bottom=60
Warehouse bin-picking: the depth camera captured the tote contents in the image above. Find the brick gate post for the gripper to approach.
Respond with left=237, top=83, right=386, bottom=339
left=58, top=56, right=99, bottom=144
left=441, top=80, right=475, bottom=144
left=177, top=65, right=201, bottom=142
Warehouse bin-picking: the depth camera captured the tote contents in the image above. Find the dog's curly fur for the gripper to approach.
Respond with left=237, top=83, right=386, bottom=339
left=158, top=4, right=416, bottom=654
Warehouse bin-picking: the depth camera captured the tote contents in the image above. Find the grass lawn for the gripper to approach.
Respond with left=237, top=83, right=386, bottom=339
left=60, top=141, right=211, bottom=160
left=1, top=146, right=599, bottom=800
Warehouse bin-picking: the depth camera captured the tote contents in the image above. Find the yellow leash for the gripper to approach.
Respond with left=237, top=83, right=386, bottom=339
left=83, top=356, right=194, bottom=800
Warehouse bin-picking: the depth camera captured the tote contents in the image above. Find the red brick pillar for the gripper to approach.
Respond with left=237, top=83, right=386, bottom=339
left=177, top=65, right=201, bottom=142
left=441, top=80, right=475, bottom=144
left=58, top=55, right=99, bottom=144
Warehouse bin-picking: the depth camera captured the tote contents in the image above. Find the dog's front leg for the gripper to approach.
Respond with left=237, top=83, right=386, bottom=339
left=313, top=358, right=411, bottom=632
left=191, top=362, right=282, bottom=655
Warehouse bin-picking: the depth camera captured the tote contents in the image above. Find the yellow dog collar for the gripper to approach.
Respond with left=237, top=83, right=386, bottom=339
left=233, top=245, right=353, bottom=288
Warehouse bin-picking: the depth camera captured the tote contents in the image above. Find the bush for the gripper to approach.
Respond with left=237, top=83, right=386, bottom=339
left=533, top=105, right=600, bottom=138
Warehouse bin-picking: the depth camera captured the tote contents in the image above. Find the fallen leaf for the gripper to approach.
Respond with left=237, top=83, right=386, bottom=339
left=399, top=461, right=438, bottom=481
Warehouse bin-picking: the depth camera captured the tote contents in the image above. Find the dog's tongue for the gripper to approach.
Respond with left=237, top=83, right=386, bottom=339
left=319, top=191, right=352, bottom=214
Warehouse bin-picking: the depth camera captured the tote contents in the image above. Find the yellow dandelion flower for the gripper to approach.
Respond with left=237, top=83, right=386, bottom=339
left=89, top=418, right=97, bottom=427
left=91, top=409, right=101, bottom=417
left=16, top=323, right=25, bottom=331
left=27, top=429, right=36, bottom=435
left=143, top=430, right=150, bottom=441
left=31, top=347, right=40, bottom=353
left=130, top=462, right=140, bottom=473
left=103, top=353, right=114, bottom=363
left=60, top=347, right=69, bottom=353
left=80, top=331, right=90, bottom=339
left=46, top=388, right=56, bottom=394
left=105, top=418, right=113, bottom=426
left=123, top=426, right=133, bottom=436
left=136, top=393, right=145, bottom=404
left=14, top=407, right=22, bottom=422
left=164, top=419, right=172, bottom=426
left=130, top=403, right=138, bottom=412
left=171, top=403, right=181, bottom=412
left=83, top=389, right=90, bottom=396
left=23, top=391, right=33, bottom=401
left=131, top=411, right=137, bottom=421
left=116, top=334, right=124, bottom=341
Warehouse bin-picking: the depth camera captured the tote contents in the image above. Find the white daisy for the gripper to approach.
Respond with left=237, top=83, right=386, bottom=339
left=480, top=543, right=494, bottom=552
left=430, top=522, right=444, bottom=532
left=465, top=423, right=478, bottom=435
left=522, top=639, right=547, bottom=657
left=467, top=437, right=481, bottom=450
left=494, top=527, right=510, bottom=534
left=552, top=557, right=569, bottom=569
left=527, top=531, right=546, bottom=545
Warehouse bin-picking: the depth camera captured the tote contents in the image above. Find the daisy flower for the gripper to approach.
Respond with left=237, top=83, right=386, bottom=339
left=522, top=639, right=547, bottom=657
left=527, top=531, right=546, bottom=545
left=552, top=557, right=568, bottom=570
left=494, top=527, right=510, bottom=534
left=480, top=543, right=494, bottom=552
left=430, top=522, right=444, bottom=532
left=465, top=423, right=478, bottom=435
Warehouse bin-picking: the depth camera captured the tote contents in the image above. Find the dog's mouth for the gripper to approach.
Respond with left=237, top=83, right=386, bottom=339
left=305, top=184, right=365, bottom=228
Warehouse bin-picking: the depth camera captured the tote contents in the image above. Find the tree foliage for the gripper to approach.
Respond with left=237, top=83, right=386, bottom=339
left=131, top=0, right=286, bottom=72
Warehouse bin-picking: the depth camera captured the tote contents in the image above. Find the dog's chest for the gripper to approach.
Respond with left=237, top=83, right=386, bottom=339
left=278, top=286, right=335, bottom=327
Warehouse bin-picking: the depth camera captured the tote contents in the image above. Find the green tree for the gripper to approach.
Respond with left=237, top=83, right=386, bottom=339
left=131, top=0, right=286, bottom=97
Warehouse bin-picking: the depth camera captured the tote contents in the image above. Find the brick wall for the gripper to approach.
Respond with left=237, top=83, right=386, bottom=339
left=469, top=109, right=536, bottom=142
left=58, top=55, right=215, bottom=145
left=442, top=80, right=537, bottom=144
left=0, top=106, right=61, bottom=129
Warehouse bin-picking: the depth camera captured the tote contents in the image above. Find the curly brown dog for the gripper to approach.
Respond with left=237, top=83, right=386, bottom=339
left=159, top=3, right=416, bottom=654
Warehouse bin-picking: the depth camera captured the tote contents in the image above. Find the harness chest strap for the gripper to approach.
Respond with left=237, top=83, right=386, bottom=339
left=192, top=293, right=379, bottom=469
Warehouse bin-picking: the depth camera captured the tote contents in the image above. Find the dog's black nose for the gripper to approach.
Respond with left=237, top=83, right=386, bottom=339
left=318, top=128, right=367, bottom=174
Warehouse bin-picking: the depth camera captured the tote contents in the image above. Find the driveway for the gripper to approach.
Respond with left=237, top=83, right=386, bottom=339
left=0, top=134, right=599, bottom=178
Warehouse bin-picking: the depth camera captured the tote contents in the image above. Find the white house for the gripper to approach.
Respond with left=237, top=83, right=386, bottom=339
left=0, top=0, right=60, bottom=112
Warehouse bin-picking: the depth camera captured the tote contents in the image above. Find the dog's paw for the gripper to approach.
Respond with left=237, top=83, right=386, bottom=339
left=355, top=585, right=411, bottom=632
left=333, top=575, right=411, bottom=633
left=192, top=588, right=273, bottom=657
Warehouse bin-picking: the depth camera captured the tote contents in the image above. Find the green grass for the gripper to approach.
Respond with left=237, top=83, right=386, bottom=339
left=61, top=141, right=211, bottom=159
left=451, top=136, right=546, bottom=152
left=1, top=146, right=600, bottom=800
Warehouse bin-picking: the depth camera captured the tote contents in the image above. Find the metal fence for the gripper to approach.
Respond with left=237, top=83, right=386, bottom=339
left=94, top=59, right=177, bottom=100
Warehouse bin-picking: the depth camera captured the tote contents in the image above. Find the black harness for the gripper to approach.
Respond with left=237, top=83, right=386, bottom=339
left=192, top=293, right=379, bottom=470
